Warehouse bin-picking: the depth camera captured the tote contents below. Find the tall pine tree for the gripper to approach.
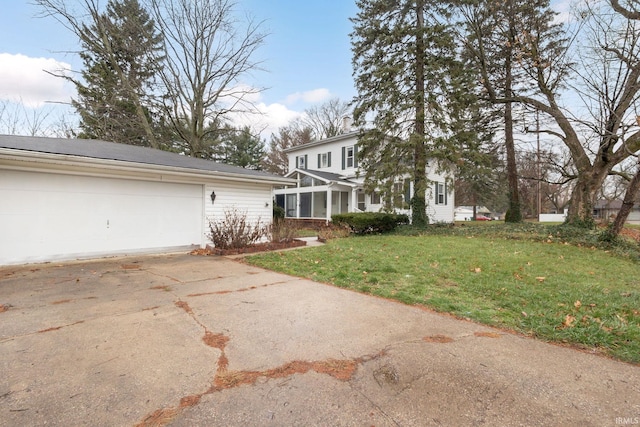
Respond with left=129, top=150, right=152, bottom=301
left=351, top=0, right=473, bottom=226
left=72, top=0, right=164, bottom=147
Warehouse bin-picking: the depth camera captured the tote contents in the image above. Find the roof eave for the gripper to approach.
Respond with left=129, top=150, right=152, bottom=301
left=0, top=148, right=295, bottom=186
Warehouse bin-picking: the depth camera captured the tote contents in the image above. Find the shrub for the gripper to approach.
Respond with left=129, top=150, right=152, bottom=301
left=270, top=218, right=299, bottom=243
left=331, top=212, right=409, bottom=235
left=273, top=204, right=285, bottom=220
left=317, top=223, right=351, bottom=241
left=208, top=207, right=267, bottom=249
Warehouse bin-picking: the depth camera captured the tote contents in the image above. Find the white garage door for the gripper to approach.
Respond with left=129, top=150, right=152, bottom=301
left=1, top=170, right=203, bottom=265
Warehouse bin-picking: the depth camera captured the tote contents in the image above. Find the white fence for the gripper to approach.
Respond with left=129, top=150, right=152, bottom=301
left=539, top=213, right=567, bottom=222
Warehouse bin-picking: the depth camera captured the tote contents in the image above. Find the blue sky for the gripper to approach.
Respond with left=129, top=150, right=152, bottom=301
left=0, top=1, right=573, bottom=138
left=0, top=1, right=359, bottom=137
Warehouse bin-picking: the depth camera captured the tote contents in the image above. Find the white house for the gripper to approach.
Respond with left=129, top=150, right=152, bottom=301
left=0, top=135, right=293, bottom=265
left=274, top=131, right=454, bottom=223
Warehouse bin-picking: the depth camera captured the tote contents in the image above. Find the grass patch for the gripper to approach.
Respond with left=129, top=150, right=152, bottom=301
left=246, top=224, right=640, bottom=364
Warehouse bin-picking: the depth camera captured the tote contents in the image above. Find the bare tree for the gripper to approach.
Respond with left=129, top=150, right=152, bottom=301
left=302, top=98, right=351, bottom=140
left=0, top=100, right=63, bottom=136
left=459, top=0, right=640, bottom=229
left=150, top=0, right=267, bottom=158
left=262, top=119, right=313, bottom=175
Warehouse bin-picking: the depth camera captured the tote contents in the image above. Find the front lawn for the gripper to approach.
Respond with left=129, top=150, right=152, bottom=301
left=246, top=229, right=640, bottom=364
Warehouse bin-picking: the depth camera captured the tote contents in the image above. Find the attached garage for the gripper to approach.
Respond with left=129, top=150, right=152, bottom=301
left=0, top=135, right=293, bottom=265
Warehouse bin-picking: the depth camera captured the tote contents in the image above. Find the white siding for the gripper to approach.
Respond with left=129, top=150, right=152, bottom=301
left=204, top=181, right=273, bottom=243
left=288, top=135, right=359, bottom=175
left=426, top=168, right=455, bottom=223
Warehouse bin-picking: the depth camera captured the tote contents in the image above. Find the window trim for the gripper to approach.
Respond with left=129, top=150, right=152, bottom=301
left=296, top=154, right=307, bottom=170
left=317, top=152, right=331, bottom=168
left=435, top=182, right=448, bottom=205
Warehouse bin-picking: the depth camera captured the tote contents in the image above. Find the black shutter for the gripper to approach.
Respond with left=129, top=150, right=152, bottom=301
left=354, top=145, right=359, bottom=168
left=341, top=147, right=345, bottom=170
left=304, top=155, right=308, bottom=170
left=404, top=179, right=411, bottom=205
left=435, top=182, right=439, bottom=205
left=328, top=152, right=331, bottom=167
left=318, top=153, right=321, bottom=168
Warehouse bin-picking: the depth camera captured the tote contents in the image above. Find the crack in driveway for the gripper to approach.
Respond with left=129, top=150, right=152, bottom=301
left=135, top=299, right=388, bottom=427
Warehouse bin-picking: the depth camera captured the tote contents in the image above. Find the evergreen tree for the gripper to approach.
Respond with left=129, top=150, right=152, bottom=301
left=351, top=0, right=472, bottom=226
left=72, top=0, right=164, bottom=147
left=217, top=126, right=266, bottom=170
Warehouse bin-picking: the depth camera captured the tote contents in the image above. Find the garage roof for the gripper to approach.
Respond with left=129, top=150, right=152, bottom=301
left=0, top=134, right=291, bottom=183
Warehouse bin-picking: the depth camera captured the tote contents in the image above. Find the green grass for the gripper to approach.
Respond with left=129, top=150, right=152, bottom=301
left=246, top=225, right=640, bottom=364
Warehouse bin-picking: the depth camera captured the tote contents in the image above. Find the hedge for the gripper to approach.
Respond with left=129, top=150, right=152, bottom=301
left=331, top=212, right=409, bottom=234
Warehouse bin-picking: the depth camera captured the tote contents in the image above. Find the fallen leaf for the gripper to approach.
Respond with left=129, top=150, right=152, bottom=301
left=563, top=314, right=576, bottom=327
left=574, top=300, right=582, bottom=309
left=474, top=267, right=482, bottom=273
left=521, top=311, right=528, bottom=317
left=535, top=276, right=545, bottom=282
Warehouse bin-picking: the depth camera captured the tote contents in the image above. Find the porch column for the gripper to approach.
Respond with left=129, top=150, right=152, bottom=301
left=351, top=188, right=358, bottom=213
left=326, top=187, right=332, bottom=222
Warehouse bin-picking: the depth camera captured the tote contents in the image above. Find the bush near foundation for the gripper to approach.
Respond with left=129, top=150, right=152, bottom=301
left=208, top=208, right=267, bottom=249
left=331, top=212, right=409, bottom=235
left=270, top=218, right=299, bottom=243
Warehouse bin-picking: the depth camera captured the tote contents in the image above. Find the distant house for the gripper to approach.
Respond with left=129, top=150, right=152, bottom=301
left=273, top=131, right=454, bottom=223
left=0, top=135, right=293, bottom=265
left=593, top=199, right=640, bottom=223
left=454, top=206, right=492, bottom=221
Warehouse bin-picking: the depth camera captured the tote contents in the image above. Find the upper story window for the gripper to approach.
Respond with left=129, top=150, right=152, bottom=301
left=296, top=154, right=307, bottom=170
left=318, top=152, right=331, bottom=168
left=369, top=191, right=381, bottom=205
left=435, top=182, right=448, bottom=205
left=342, top=145, right=358, bottom=169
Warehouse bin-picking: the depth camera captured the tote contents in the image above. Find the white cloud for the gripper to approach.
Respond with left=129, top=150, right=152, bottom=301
left=0, top=53, right=74, bottom=108
left=218, top=84, right=305, bottom=138
left=230, top=101, right=304, bottom=140
left=284, top=88, right=331, bottom=105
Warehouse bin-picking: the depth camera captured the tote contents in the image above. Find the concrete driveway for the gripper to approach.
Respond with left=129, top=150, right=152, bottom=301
left=1, top=253, right=639, bottom=426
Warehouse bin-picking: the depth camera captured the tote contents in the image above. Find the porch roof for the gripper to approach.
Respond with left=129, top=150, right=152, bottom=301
left=285, top=168, right=359, bottom=187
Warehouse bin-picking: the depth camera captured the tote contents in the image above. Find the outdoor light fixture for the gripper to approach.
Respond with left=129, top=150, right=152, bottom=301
left=210, top=191, right=216, bottom=204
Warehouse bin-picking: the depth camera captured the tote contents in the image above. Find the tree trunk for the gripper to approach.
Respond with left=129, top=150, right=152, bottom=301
left=610, top=161, right=640, bottom=237
left=412, top=0, right=428, bottom=227
left=565, top=166, right=609, bottom=227
left=504, top=9, right=521, bottom=223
